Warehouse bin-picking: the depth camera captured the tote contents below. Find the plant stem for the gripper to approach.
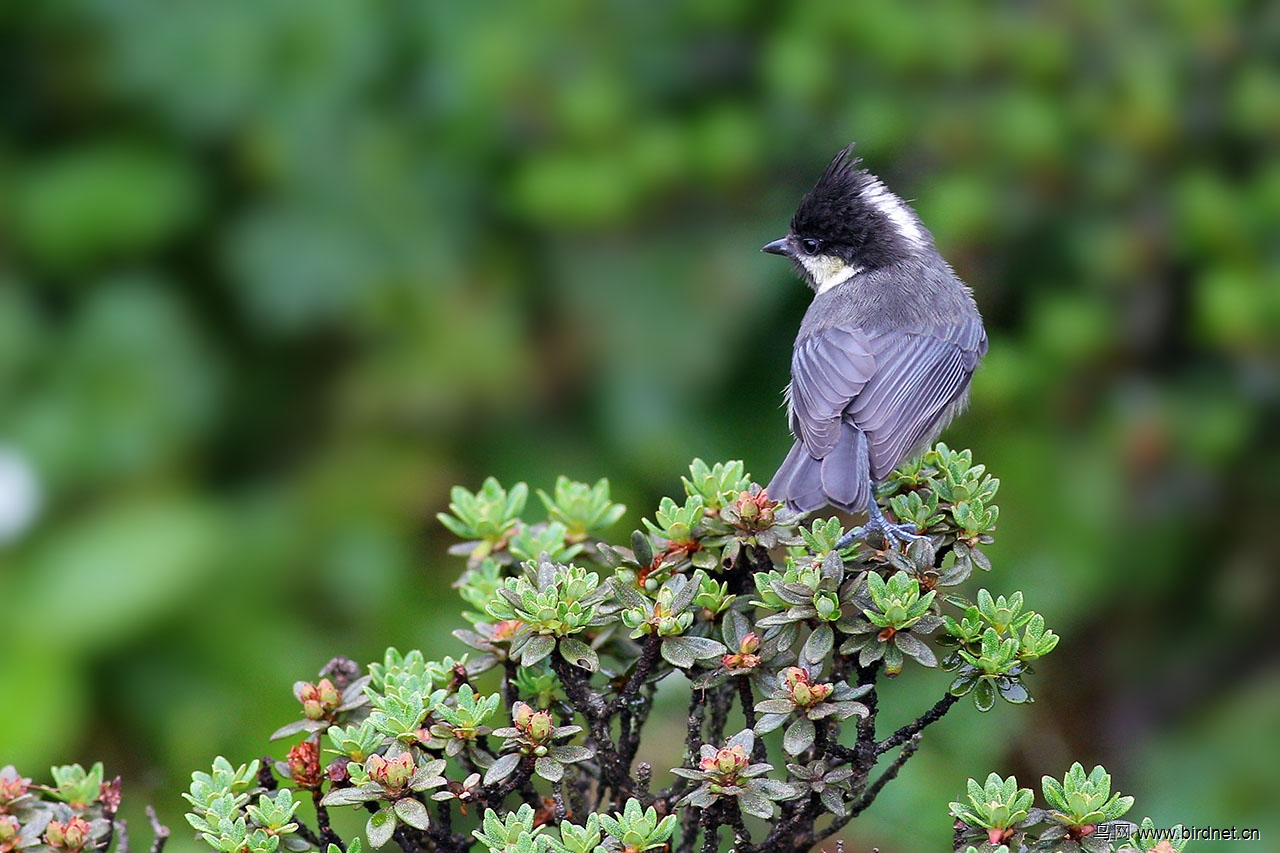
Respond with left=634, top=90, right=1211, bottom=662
left=876, top=694, right=958, bottom=756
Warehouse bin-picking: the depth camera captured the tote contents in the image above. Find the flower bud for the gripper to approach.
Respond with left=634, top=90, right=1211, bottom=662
left=0, top=770, right=30, bottom=806
left=490, top=620, right=522, bottom=643
left=526, top=710, right=554, bottom=742
left=46, top=818, right=92, bottom=851
left=295, top=681, right=325, bottom=712
left=699, top=744, right=749, bottom=781
left=733, top=487, right=776, bottom=529
left=325, top=758, right=351, bottom=785
left=366, top=752, right=414, bottom=790
left=297, top=680, right=339, bottom=720
left=288, top=741, right=322, bottom=788
left=782, top=667, right=809, bottom=690
left=783, top=666, right=833, bottom=707
left=0, top=816, right=20, bottom=845
left=621, top=608, right=647, bottom=630
left=316, top=678, right=341, bottom=707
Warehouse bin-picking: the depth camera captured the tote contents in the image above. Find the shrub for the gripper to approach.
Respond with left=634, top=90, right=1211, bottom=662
left=2, top=448, right=1174, bottom=852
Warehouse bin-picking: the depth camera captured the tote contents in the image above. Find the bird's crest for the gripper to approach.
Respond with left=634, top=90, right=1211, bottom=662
left=792, top=142, right=925, bottom=250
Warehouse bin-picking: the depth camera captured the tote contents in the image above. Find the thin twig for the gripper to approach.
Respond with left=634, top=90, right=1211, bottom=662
left=875, top=693, right=958, bottom=756
left=699, top=808, right=720, bottom=853
left=736, top=676, right=757, bottom=733
left=312, top=787, right=341, bottom=850
left=727, top=800, right=754, bottom=853
left=502, top=660, right=519, bottom=712
left=832, top=733, right=925, bottom=836
left=146, top=807, right=169, bottom=853
left=608, top=633, right=662, bottom=715
left=290, top=818, right=323, bottom=849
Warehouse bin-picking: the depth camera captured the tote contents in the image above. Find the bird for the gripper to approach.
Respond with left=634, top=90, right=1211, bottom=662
left=762, top=144, right=987, bottom=547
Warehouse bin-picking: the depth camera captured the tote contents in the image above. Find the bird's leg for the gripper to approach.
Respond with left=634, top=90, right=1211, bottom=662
left=835, top=483, right=924, bottom=550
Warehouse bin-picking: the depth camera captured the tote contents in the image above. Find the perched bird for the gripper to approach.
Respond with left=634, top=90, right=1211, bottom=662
left=763, top=144, right=987, bottom=546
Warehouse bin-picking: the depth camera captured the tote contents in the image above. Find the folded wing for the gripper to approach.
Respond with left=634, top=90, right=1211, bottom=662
left=781, top=315, right=986, bottom=493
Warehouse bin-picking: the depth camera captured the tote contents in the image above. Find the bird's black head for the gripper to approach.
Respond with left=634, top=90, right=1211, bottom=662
left=762, top=144, right=931, bottom=293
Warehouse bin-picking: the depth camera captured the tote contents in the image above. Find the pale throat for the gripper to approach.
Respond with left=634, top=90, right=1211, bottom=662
left=801, top=254, right=865, bottom=295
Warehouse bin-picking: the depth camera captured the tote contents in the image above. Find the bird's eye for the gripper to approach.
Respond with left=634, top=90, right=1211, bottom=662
left=800, top=238, right=822, bottom=255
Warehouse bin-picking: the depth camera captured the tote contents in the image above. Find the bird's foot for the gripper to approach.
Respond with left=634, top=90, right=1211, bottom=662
left=835, top=507, right=924, bottom=551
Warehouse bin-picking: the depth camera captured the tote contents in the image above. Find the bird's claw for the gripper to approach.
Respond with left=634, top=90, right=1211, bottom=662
left=835, top=517, right=924, bottom=551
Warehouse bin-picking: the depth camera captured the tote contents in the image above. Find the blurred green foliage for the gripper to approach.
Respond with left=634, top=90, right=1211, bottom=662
left=0, top=1, right=1276, bottom=852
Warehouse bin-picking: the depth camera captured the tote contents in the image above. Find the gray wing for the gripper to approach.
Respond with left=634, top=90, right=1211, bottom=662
left=850, top=316, right=987, bottom=479
left=788, top=316, right=986, bottom=477
left=787, top=326, right=877, bottom=455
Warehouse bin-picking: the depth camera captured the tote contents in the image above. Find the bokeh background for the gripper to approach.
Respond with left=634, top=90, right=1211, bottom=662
left=2, top=1, right=1278, bottom=850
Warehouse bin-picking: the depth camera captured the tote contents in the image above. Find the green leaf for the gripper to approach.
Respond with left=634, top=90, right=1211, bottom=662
left=393, top=798, right=431, bottom=831
left=973, top=680, right=996, bottom=713
left=534, top=757, right=564, bottom=782
left=366, top=807, right=396, bottom=849
left=520, top=634, right=556, bottom=666
left=676, top=635, right=728, bottom=660
left=630, top=530, right=654, bottom=569
left=893, top=632, right=937, bottom=667
left=320, top=786, right=381, bottom=807
left=483, top=753, right=521, bottom=786
left=558, top=638, right=599, bottom=672
left=783, top=717, right=815, bottom=755
left=660, top=637, right=696, bottom=669
left=736, top=790, right=775, bottom=819
left=800, top=624, right=834, bottom=666
left=549, top=745, right=593, bottom=764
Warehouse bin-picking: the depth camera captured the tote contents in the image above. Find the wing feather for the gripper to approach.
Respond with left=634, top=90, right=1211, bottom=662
left=788, top=327, right=876, bottom=456
left=851, top=316, right=987, bottom=478
left=788, top=315, right=986, bottom=480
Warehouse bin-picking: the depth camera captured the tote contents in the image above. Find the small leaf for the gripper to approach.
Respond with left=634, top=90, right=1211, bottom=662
left=320, top=786, right=381, bottom=807
left=801, top=625, right=834, bottom=666
left=483, top=753, right=522, bottom=786
left=393, top=798, right=431, bottom=831
left=893, top=632, right=937, bottom=667
left=677, top=635, right=728, bottom=660
left=520, top=634, right=556, bottom=666
left=661, top=638, right=696, bottom=669
left=783, top=717, right=816, bottom=756
left=754, top=713, right=788, bottom=734
left=534, top=757, right=564, bottom=782
left=820, top=787, right=846, bottom=816
left=366, top=808, right=396, bottom=849
left=559, top=638, right=599, bottom=672
left=997, top=680, right=1030, bottom=704
left=756, top=779, right=799, bottom=800
left=670, top=573, right=701, bottom=614
left=549, top=745, right=593, bottom=764
left=611, top=579, right=649, bottom=610
left=270, top=718, right=324, bottom=741
left=736, top=790, right=775, bottom=819
left=631, top=530, right=653, bottom=568
left=754, top=699, right=794, bottom=715
left=973, top=680, right=996, bottom=713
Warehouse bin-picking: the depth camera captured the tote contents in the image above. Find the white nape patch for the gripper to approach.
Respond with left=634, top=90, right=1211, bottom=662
left=800, top=254, right=865, bottom=295
left=859, top=179, right=925, bottom=246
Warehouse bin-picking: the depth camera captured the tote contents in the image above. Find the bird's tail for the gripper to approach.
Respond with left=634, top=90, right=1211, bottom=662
left=768, top=425, right=870, bottom=515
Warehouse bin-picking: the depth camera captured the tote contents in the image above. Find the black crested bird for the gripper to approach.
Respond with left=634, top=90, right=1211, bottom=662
left=763, top=144, right=987, bottom=547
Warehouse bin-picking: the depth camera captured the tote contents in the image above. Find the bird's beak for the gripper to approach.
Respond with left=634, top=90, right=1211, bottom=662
left=761, top=237, right=790, bottom=256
